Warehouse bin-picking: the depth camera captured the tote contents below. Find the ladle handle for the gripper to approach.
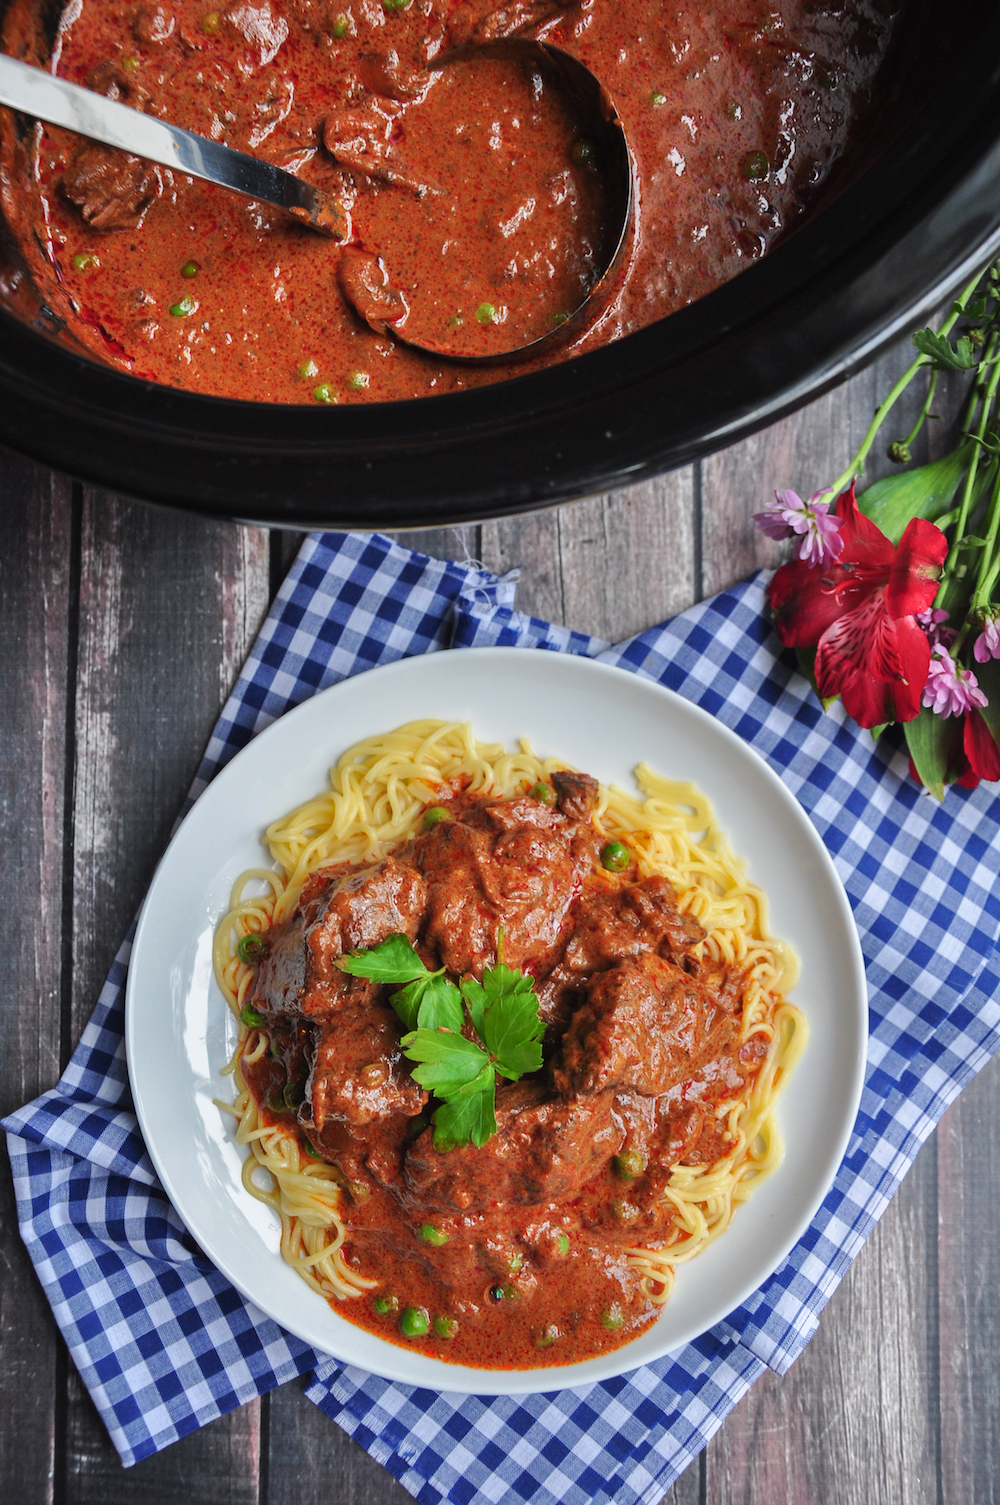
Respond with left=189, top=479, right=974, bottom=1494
left=0, top=53, right=349, bottom=238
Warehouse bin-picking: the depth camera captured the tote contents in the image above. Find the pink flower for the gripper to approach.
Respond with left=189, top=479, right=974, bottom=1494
left=922, top=647, right=988, bottom=718
left=973, top=614, right=1000, bottom=664
left=753, top=489, right=844, bottom=568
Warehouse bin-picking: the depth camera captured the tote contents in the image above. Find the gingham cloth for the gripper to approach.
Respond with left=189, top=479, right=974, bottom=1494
left=5, top=531, right=1000, bottom=1500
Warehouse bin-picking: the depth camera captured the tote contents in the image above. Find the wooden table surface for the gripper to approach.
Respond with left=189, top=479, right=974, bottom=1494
left=2, top=330, right=999, bottom=1505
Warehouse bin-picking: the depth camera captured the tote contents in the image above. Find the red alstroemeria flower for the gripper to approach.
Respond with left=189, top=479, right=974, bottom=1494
left=956, top=710, right=1000, bottom=789
left=769, top=483, right=948, bottom=727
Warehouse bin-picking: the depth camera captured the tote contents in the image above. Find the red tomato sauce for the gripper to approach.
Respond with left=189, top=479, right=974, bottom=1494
left=1, top=0, right=905, bottom=401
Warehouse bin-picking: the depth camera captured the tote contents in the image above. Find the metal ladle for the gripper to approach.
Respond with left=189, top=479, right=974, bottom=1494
left=0, top=46, right=633, bottom=365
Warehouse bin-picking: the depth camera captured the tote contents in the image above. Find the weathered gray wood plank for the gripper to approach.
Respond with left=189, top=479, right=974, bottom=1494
left=62, top=491, right=270, bottom=1503
left=0, top=450, right=74, bottom=1505
left=937, top=1053, right=1000, bottom=1505
left=266, top=1382, right=414, bottom=1505
left=481, top=470, right=696, bottom=636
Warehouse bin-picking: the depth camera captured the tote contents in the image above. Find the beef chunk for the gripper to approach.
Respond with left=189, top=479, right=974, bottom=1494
left=413, top=795, right=591, bottom=976
left=404, top=1080, right=621, bottom=1211
left=551, top=769, right=598, bottom=821
left=553, top=953, right=734, bottom=1099
left=62, top=146, right=162, bottom=231
left=338, top=248, right=409, bottom=335
left=307, top=1004, right=426, bottom=1129
left=250, top=855, right=426, bottom=1018
left=560, top=873, right=704, bottom=976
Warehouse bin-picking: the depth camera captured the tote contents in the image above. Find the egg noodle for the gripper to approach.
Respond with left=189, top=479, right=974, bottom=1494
left=213, top=719, right=807, bottom=1312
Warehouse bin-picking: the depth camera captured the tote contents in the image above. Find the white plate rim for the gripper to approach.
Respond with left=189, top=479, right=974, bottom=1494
left=126, top=647, right=867, bottom=1395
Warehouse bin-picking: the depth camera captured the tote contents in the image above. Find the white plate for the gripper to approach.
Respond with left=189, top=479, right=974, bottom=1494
left=126, top=649, right=867, bottom=1395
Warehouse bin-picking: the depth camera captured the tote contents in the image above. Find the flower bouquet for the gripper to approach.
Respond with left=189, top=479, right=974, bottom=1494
left=755, top=264, right=1000, bottom=798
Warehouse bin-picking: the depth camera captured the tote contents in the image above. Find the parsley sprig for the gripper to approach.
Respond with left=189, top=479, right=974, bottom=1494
left=337, top=936, right=544, bottom=1150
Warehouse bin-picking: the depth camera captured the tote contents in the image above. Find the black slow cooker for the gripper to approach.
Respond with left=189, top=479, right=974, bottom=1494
left=2, top=0, right=999, bottom=530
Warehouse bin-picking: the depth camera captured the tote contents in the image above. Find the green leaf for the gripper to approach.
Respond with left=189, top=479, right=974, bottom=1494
left=335, top=933, right=428, bottom=983
left=974, top=656, right=1000, bottom=748
left=904, top=708, right=956, bottom=800
left=389, top=972, right=463, bottom=1033
left=402, top=1028, right=491, bottom=1096
left=912, top=328, right=978, bottom=371
left=857, top=444, right=971, bottom=545
left=482, top=983, right=544, bottom=1080
left=870, top=723, right=889, bottom=743
left=431, top=1070, right=497, bottom=1150
left=415, top=974, right=465, bottom=1033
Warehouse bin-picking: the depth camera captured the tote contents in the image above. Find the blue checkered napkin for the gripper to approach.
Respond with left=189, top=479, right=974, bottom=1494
left=4, top=533, right=1000, bottom=1500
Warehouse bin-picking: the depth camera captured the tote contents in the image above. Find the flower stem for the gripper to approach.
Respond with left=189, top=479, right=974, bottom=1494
left=971, top=461, right=1000, bottom=610
left=827, top=268, right=984, bottom=497
left=948, top=331, right=1000, bottom=556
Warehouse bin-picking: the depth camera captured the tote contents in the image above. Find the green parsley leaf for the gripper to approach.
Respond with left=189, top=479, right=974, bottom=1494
left=402, top=1028, right=491, bottom=1096
left=339, top=936, right=545, bottom=1151
left=391, top=972, right=464, bottom=1033
left=431, top=1068, right=497, bottom=1149
left=461, top=964, right=544, bottom=1080
left=336, top=933, right=427, bottom=983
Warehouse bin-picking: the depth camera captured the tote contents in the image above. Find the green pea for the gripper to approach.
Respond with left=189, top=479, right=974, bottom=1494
left=331, top=11, right=350, bottom=35
left=611, top=1198, right=638, bottom=1224
left=506, top=1252, right=523, bottom=1274
left=475, top=302, right=497, bottom=326
left=535, top=1324, right=560, bottom=1348
left=600, top=841, right=630, bottom=872
left=613, top=1150, right=646, bottom=1181
left=382, top=0, right=411, bottom=10
left=570, top=137, right=597, bottom=165
left=283, top=1081, right=305, bottom=1110
left=180, top=259, right=201, bottom=279
left=529, top=781, right=556, bottom=805
left=423, top=805, right=450, bottom=830
left=240, top=1003, right=266, bottom=1028
left=266, top=1086, right=288, bottom=1113
left=725, top=101, right=742, bottom=120
left=419, top=1223, right=448, bottom=1246
left=601, top=1305, right=625, bottom=1332
left=650, top=91, right=667, bottom=107
left=71, top=251, right=100, bottom=272
left=202, top=11, right=221, bottom=34
left=555, top=1232, right=570, bottom=1256
left=399, top=1305, right=430, bottom=1337
left=448, top=314, right=465, bottom=328
left=373, top=1293, right=398, bottom=1315
left=297, top=358, right=320, bottom=379
left=348, top=369, right=370, bottom=390
left=551, top=311, right=569, bottom=326
left=433, top=1314, right=458, bottom=1339
left=741, top=150, right=770, bottom=181
left=236, top=933, right=268, bottom=965
left=169, top=295, right=198, bottom=317
left=302, top=1139, right=322, bottom=1159
left=121, top=55, right=140, bottom=72
left=347, top=1179, right=370, bottom=1200
left=313, top=383, right=337, bottom=404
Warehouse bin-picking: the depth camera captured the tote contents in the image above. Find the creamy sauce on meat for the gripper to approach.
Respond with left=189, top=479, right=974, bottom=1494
left=0, top=0, right=904, bottom=401
left=243, top=777, right=771, bottom=1368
